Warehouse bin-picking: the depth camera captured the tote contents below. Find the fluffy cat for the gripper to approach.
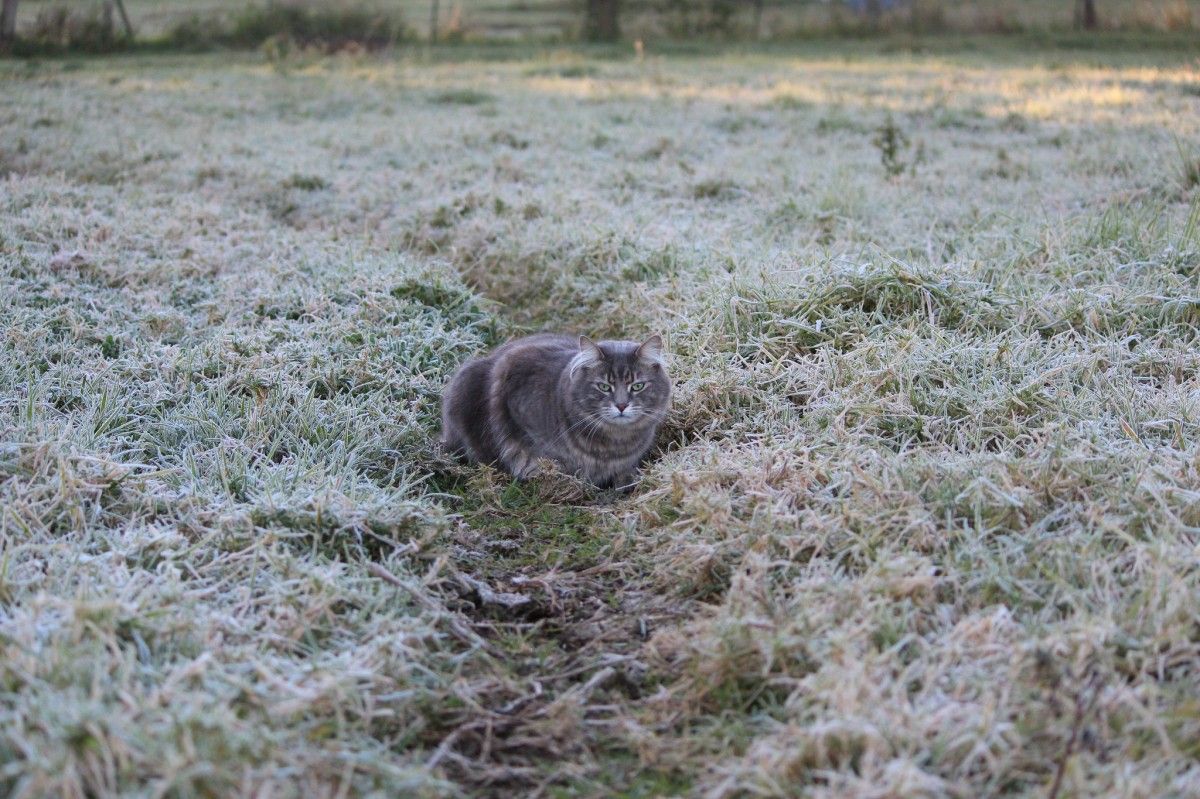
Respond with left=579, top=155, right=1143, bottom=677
left=441, top=333, right=671, bottom=489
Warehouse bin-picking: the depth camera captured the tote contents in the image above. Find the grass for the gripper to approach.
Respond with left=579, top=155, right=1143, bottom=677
left=3, top=36, right=1200, bottom=797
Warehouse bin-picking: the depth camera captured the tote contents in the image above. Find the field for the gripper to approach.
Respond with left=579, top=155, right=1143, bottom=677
left=3, top=36, right=1200, bottom=798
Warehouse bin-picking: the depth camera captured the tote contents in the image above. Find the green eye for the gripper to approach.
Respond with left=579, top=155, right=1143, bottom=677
left=596, top=382, right=612, bottom=392
left=630, top=382, right=645, bottom=392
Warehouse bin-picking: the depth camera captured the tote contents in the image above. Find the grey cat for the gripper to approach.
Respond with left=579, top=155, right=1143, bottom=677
left=441, top=333, right=671, bottom=489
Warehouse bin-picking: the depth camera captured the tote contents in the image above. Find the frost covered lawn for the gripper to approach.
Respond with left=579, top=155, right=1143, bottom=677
left=2, top=39, right=1200, bottom=797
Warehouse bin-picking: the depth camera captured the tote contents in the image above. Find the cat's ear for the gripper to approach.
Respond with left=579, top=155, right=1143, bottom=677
left=579, top=335, right=604, bottom=359
left=571, top=336, right=605, bottom=377
left=636, top=334, right=665, bottom=365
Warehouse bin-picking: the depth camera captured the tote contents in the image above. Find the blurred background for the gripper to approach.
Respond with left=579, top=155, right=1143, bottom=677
left=0, top=0, right=1195, bottom=52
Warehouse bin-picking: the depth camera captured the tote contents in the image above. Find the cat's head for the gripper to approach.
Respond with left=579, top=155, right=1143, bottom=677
left=567, top=334, right=671, bottom=428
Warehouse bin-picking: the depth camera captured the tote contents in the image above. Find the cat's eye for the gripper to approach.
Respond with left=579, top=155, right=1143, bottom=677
left=596, top=382, right=612, bottom=392
left=630, top=382, right=646, bottom=392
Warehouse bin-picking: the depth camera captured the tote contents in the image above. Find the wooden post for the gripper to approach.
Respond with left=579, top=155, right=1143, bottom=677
left=430, top=0, right=439, bottom=42
left=0, top=0, right=19, bottom=44
left=1075, top=0, right=1099, bottom=30
left=113, top=0, right=135, bottom=37
left=584, top=0, right=619, bottom=41
left=1082, top=0, right=1098, bottom=29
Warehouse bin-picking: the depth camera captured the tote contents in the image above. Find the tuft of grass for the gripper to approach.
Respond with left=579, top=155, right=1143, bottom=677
left=873, top=114, right=912, bottom=177
left=430, top=88, right=496, bottom=106
left=284, top=173, right=328, bottom=191
left=692, top=177, right=740, bottom=200
left=816, top=110, right=869, bottom=134
left=1175, top=137, right=1200, bottom=190
left=526, top=63, right=600, bottom=79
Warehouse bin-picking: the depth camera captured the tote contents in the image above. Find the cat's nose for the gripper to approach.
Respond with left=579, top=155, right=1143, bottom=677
left=615, top=402, right=628, bottom=413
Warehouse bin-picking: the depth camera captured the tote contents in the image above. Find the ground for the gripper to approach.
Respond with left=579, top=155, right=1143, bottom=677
left=2, top=36, right=1200, bottom=798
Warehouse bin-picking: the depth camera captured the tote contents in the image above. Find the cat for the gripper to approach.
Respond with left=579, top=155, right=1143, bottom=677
left=441, top=333, right=671, bottom=489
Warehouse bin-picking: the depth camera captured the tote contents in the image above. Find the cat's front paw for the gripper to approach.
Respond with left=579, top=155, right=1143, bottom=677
left=611, top=472, right=639, bottom=493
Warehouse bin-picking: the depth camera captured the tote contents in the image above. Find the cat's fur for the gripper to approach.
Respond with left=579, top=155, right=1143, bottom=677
left=441, top=333, right=671, bottom=488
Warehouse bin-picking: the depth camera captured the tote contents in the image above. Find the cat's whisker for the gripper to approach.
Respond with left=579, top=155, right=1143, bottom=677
left=553, top=409, right=610, bottom=445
